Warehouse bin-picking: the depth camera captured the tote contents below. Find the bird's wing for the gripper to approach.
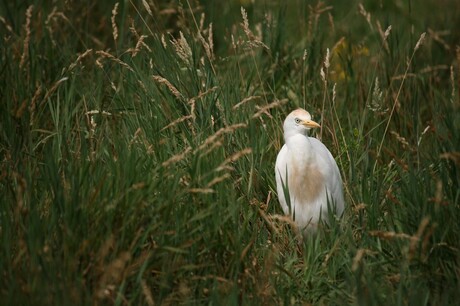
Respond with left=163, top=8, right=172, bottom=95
left=309, top=137, right=345, bottom=214
left=275, top=144, right=290, bottom=215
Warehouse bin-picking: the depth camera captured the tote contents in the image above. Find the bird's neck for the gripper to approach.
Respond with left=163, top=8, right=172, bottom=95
left=285, top=134, right=313, bottom=161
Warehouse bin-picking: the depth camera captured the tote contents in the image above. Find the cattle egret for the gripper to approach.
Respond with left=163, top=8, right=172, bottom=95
left=275, top=108, right=344, bottom=234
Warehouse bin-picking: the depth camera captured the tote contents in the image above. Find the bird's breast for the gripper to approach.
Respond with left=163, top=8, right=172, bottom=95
left=289, top=155, right=325, bottom=205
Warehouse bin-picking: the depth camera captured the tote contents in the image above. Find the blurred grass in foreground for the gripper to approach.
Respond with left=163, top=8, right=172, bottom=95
left=1, top=0, right=459, bottom=305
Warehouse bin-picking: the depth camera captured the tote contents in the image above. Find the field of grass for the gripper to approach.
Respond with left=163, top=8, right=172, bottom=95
left=1, top=0, right=459, bottom=304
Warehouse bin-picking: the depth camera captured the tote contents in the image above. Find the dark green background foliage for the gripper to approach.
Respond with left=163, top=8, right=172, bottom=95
left=1, top=0, right=459, bottom=305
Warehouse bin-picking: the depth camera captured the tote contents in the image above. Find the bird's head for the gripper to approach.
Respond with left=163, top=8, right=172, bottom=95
left=283, top=108, right=320, bottom=138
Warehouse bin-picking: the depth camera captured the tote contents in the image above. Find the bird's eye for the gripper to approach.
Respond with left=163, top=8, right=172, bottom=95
left=295, top=118, right=301, bottom=124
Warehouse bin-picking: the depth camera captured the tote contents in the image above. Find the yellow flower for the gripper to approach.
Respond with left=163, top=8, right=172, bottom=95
left=330, top=38, right=369, bottom=82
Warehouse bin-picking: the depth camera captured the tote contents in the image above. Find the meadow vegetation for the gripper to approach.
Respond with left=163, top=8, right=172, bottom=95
left=1, top=0, right=459, bottom=304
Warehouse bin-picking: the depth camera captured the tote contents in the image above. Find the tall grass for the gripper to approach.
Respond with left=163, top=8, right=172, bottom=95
left=1, top=0, right=459, bottom=305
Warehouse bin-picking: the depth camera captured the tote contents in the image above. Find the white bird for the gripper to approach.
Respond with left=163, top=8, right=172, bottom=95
left=275, top=108, right=344, bottom=234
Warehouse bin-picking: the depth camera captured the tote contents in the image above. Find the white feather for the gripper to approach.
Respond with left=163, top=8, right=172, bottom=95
left=275, top=109, right=344, bottom=233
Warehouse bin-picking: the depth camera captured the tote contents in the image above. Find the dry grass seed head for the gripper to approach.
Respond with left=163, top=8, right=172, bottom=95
left=368, top=77, right=388, bottom=113
left=417, top=125, right=431, bottom=146
left=45, top=7, right=59, bottom=45
left=320, top=48, right=330, bottom=83
left=129, top=17, right=139, bottom=39
left=215, top=148, right=252, bottom=172
left=128, top=127, right=143, bottom=148
left=188, top=86, right=219, bottom=121
left=390, top=131, right=410, bottom=149
left=392, top=73, right=416, bottom=81
left=188, top=86, right=219, bottom=103
left=161, top=34, right=167, bottom=48
left=332, top=83, right=337, bottom=105
left=233, top=96, right=261, bottom=110
left=47, top=10, right=71, bottom=32
left=418, top=65, right=449, bottom=75
left=241, top=7, right=251, bottom=38
left=162, top=146, right=192, bottom=167
left=307, top=3, right=333, bottom=39
left=408, top=217, right=431, bottom=260
left=252, top=99, right=288, bottom=118
left=129, top=35, right=151, bottom=57
left=152, top=75, right=184, bottom=100
left=0, top=16, right=13, bottom=34
left=171, top=31, right=193, bottom=65
left=29, top=85, right=42, bottom=126
left=207, top=173, right=232, bottom=188
left=198, top=29, right=213, bottom=61
left=19, top=5, right=33, bottom=69
left=68, top=49, right=93, bottom=71
left=95, top=50, right=134, bottom=72
left=188, top=188, right=215, bottom=194
left=414, top=32, right=426, bottom=51
left=456, top=46, right=460, bottom=81
left=141, top=279, right=154, bottom=306
left=201, top=140, right=223, bottom=156
left=42, top=77, right=68, bottom=105
left=384, top=25, right=392, bottom=40
left=215, top=99, right=228, bottom=126
left=428, top=28, right=450, bottom=51
left=440, top=152, right=460, bottom=165
left=231, top=34, right=237, bottom=50
left=161, top=115, right=193, bottom=131
left=358, top=3, right=372, bottom=29
left=137, top=79, right=147, bottom=93
left=208, top=23, right=214, bottom=59
left=324, top=48, right=330, bottom=69
left=111, top=3, right=119, bottom=43
left=240, top=7, right=269, bottom=50
left=377, top=21, right=390, bottom=52
left=142, top=0, right=153, bottom=17
left=369, top=230, right=412, bottom=241
left=303, top=49, right=308, bottom=61
left=327, top=12, right=335, bottom=33
left=450, top=65, right=456, bottom=104
left=268, top=214, right=298, bottom=235
left=128, top=128, right=155, bottom=155
left=196, top=123, right=247, bottom=153
left=320, top=67, right=326, bottom=83
left=199, top=12, right=205, bottom=32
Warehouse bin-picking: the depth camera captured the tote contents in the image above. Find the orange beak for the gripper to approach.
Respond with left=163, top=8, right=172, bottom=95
left=302, top=119, right=321, bottom=128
